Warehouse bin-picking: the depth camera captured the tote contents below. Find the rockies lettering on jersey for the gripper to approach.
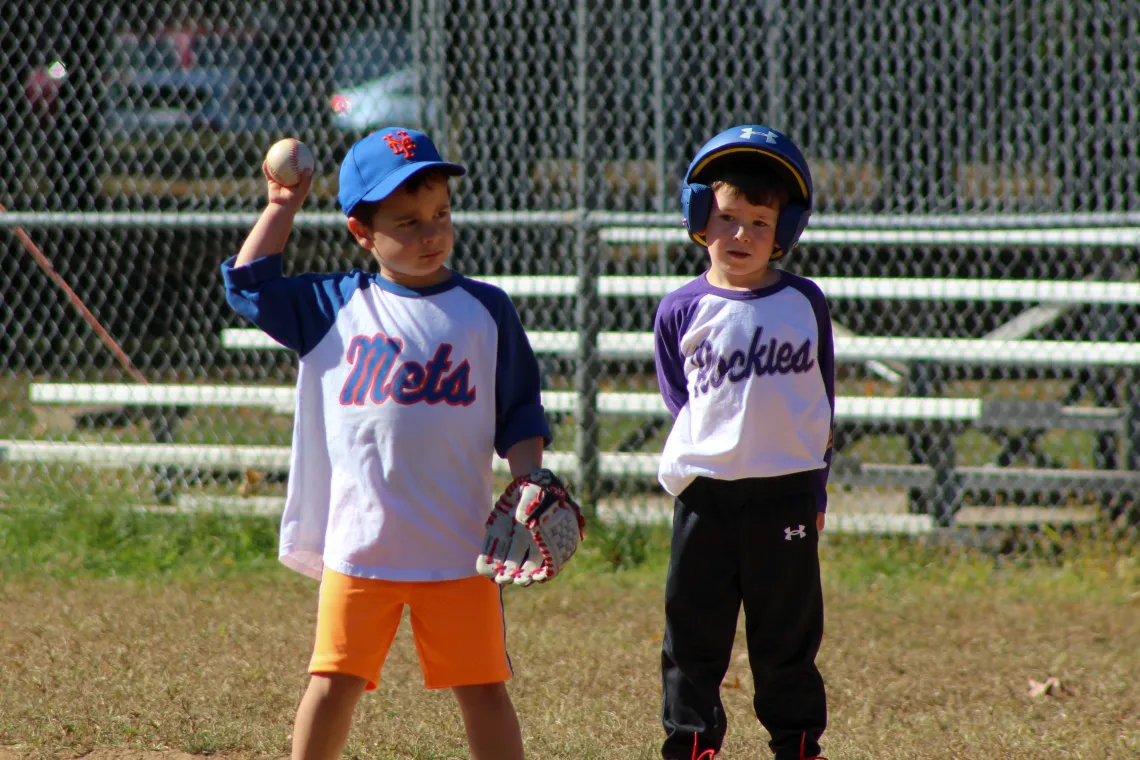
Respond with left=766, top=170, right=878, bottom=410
left=653, top=272, right=836, bottom=509
left=692, top=326, right=815, bottom=397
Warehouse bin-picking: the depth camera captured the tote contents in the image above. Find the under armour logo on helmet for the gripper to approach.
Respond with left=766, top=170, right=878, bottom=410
left=785, top=525, right=806, bottom=540
left=741, top=127, right=778, bottom=144
left=383, top=130, right=417, bottom=159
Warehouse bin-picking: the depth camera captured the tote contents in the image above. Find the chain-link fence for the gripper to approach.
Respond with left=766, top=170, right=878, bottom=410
left=2, top=0, right=1140, bottom=531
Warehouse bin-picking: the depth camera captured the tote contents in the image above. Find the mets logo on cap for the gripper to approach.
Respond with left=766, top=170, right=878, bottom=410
left=337, top=127, right=467, bottom=216
left=383, top=130, right=417, bottom=159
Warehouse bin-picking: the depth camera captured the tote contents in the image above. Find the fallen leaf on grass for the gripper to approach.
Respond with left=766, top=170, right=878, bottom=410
left=1028, top=676, right=1065, bottom=697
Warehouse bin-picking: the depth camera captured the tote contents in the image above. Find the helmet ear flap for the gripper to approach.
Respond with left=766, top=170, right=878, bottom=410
left=772, top=202, right=811, bottom=260
left=681, top=183, right=714, bottom=244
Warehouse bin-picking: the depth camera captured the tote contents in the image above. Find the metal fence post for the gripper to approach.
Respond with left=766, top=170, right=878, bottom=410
left=652, top=0, right=668, bottom=275
left=574, top=0, right=600, bottom=518
left=412, top=0, right=425, bottom=128
left=575, top=217, right=601, bottom=518
left=426, top=0, right=449, bottom=158
left=764, top=0, right=785, bottom=129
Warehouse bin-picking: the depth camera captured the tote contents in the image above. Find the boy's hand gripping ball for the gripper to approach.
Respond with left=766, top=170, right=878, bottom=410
left=264, top=138, right=315, bottom=187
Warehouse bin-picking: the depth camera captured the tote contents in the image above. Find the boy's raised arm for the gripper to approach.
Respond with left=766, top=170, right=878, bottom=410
left=234, top=161, right=314, bottom=268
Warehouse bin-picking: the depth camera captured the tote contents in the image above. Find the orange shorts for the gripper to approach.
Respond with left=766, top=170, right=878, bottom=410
left=309, top=567, right=512, bottom=691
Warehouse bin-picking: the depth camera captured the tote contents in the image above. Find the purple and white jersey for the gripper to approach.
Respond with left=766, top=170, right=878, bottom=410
left=653, top=272, right=835, bottom=510
left=222, top=254, right=550, bottom=582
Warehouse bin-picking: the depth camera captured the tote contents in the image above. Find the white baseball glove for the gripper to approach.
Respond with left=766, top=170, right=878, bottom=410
left=475, top=468, right=585, bottom=586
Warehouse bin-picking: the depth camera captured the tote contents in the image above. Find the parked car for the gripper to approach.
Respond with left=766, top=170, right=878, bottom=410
left=328, top=27, right=436, bottom=136
left=99, top=25, right=327, bottom=208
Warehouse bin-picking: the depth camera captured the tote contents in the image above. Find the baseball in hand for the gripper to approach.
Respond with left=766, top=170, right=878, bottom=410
left=265, top=138, right=315, bottom=187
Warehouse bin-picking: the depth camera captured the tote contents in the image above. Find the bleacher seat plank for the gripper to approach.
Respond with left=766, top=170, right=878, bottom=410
left=953, top=506, right=1099, bottom=526
left=30, top=383, right=988, bottom=422
left=222, top=328, right=1140, bottom=366
left=468, top=275, right=1140, bottom=304
left=6, top=441, right=1137, bottom=496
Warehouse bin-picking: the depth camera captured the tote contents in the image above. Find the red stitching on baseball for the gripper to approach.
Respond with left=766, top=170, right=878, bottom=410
left=289, top=145, right=300, bottom=178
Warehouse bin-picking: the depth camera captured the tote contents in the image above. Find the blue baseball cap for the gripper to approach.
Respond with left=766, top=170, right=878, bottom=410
left=338, top=127, right=466, bottom=216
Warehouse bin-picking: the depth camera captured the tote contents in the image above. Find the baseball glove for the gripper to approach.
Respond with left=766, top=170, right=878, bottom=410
left=475, top=490, right=517, bottom=580
left=475, top=468, right=585, bottom=586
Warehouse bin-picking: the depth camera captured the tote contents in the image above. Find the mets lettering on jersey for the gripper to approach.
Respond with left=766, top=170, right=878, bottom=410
left=691, top=326, right=815, bottom=397
left=339, top=335, right=476, bottom=406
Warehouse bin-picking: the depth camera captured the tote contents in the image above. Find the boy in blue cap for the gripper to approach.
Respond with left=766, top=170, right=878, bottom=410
left=654, top=125, right=832, bottom=760
left=222, top=127, right=580, bottom=760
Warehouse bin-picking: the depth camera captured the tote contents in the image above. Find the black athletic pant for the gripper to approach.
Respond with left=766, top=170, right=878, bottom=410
left=661, top=473, right=827, bottom=760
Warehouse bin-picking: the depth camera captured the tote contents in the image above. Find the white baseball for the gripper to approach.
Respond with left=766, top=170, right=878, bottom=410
left=265, top=138, right=315, bottom=187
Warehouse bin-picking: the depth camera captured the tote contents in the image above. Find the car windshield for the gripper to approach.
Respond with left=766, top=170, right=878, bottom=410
left=114, top=36, right=182, bottom=71
left=111, top=33, right=260, bottom=72
left=333, top=29, right=414, bottom=87
left=193, top=36, right=260, bottom=69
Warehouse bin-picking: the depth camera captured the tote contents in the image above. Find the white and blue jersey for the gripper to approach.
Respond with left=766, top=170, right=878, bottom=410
left=222, top=255, right=551, bottom=582
left=653, top=272, right=835, bottom=510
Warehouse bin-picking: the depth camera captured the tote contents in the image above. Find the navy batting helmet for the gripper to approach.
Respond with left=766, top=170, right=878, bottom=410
left=680, top=125, right=813, bottom=260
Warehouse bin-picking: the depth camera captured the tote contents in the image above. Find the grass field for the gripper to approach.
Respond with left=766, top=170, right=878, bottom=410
left=1, top=502, right=1139, bottom=760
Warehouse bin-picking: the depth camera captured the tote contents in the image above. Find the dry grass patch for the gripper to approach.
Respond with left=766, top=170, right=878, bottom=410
left=1, top=545, right=1139, bottom=759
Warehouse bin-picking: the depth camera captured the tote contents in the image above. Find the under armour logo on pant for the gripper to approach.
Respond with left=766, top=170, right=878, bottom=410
left=785, top=525, right=806, bottom=540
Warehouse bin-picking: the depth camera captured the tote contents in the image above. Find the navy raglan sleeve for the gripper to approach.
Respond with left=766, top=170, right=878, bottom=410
left=458, top=279, right=552, bottom=457
left=654, top=294, right=691, bottom=417
left=221, top=254, right=362, bottom=357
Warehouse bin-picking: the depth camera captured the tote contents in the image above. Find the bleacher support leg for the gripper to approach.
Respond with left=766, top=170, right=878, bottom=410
left=1126, top=370, right=1140, bottom=472
left=928, top=422, right=962, bottom=526
left=905, top=362, right=960, bottom=522
left=905, top=362, right=935, bottom=515
left=148, top=405, right=186, bottom=504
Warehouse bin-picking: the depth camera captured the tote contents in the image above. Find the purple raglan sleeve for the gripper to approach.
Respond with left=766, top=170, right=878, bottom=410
left=653, top=292, right=693, bottom=418
left=804, top=282, right=835, bottom=513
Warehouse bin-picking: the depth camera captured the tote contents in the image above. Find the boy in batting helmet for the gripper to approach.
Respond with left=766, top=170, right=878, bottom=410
left=654, top=125, right=832, bottom=760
